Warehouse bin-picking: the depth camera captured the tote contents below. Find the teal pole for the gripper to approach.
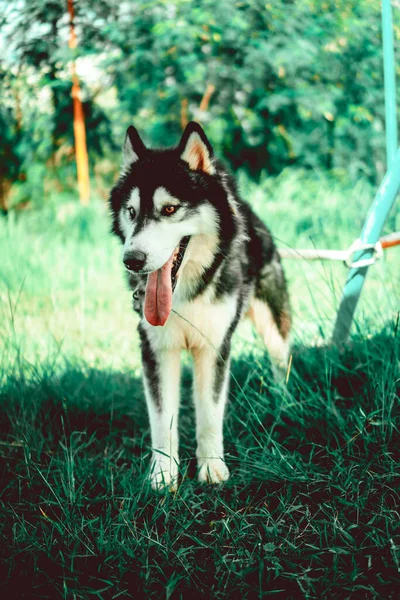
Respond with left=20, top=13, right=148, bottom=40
left=382, top=0, right=398, bottom=166
left=332, top=0, right=399, bottom=345
left=332, top=148, right=400, bottom=344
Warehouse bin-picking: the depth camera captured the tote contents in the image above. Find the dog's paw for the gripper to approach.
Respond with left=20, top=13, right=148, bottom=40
left=198, top=458, right=230, bottom=484
left=271, top=363, right=287, bottom=386
left=149, top=458, right=179, bottom=492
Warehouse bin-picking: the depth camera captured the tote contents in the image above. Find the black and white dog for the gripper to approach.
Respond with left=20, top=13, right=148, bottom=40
left=109, top=122, right=291, bottom=490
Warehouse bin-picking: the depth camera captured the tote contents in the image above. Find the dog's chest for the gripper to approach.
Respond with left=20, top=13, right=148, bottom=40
left=143, top=294, right=238, bottom=352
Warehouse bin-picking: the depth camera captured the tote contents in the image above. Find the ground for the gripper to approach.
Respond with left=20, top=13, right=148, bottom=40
left=0, top=171, right=399, bottom=598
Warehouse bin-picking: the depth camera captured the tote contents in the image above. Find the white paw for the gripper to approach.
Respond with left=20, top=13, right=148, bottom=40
left=271, top=363, right=287, bottom=385
left=149, top=457, right=179, bottom=492
left=198, top=457, right=230, bottom=484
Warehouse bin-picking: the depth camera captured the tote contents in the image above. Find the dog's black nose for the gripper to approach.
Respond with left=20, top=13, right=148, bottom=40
left=123, top=251, right=147, bottom=272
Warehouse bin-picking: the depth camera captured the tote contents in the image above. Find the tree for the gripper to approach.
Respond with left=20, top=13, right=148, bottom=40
left=67, top=0, right=90, bottom=205
left=0, top=0, right=397, bottom=206
left=0, top=0, right=113, bottom=206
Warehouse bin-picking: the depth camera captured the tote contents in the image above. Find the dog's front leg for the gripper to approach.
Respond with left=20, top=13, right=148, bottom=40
left=139, top=328, right=181, bottom=491
left=192, top=346, right=230, bottom=483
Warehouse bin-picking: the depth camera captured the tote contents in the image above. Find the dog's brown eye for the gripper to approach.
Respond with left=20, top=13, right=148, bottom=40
left=163, top=205, right=177, bottom=216
left=128, top=207, right=136, bottom=219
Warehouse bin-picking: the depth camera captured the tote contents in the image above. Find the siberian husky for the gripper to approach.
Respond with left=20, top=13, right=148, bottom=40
left=109, top=122, right=291, bottom=490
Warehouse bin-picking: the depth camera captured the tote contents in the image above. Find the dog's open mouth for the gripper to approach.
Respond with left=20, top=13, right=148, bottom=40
left=144, top=236, right=190, bottom=327
left=171, top=236, right=190, bottom=291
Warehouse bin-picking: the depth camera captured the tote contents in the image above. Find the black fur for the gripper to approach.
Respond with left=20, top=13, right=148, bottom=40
left=108, top=122, right=291, bottom=486
left=109, top=121, right=291, bottom=393
left=213, top=290, right=245, bottom=401
left=138, top=323, right=161, bottom=410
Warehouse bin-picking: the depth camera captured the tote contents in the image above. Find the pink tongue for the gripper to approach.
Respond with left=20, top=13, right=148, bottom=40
left=144, top=254, right=174, bottom=326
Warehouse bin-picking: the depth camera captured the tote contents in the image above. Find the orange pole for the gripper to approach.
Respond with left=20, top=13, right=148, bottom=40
left=380, top=232, right=400, bottom=249
left=199, top=83, right=215, bottom=112
left=67, top=0, right=90, bottom=205
left=180, top=98, right=188, bottom=130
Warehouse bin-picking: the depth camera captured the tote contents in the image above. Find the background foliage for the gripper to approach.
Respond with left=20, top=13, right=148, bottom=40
left=1, top=0, right=399, bottom=207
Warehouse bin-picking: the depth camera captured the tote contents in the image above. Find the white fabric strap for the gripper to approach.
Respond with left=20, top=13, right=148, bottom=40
left=345, top=238, right=383, bottom=269
left=278, top=239, right=385, bottom=267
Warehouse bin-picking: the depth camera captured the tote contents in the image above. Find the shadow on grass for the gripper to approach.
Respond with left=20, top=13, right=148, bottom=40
left=0, top=324, right=399, bottom=598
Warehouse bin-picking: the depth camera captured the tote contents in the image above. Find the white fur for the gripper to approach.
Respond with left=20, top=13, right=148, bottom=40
left=153, top=187, right=180, bottom=211
left=123, top=200, right=219, bottom=274
left=144, top=293, right=237, bottom=352
left=127, top=187, right=140, bottom=211
left=143, top=282, right=290, bottom=489
left=120, top=184, right=289, bottom=489
left=118, top=188, right=140, bottom=259
left=173, top=218, right=220, bottom=302
left=193, top=346, right=230, bottom=483
left=136, top=199, right=240, bottom=487
left=144, top=293, right=237, bottom=487
left=122, top=137, right=139, bottom=173
left=220, top=172, right=240, bottom=215
left=144, top=349, right=181, bottom=491
left=247, top=297, right=290, bottom=371
left=142, top=229, right=238, bottom=487
left=121, top=189, right=234, bottom=487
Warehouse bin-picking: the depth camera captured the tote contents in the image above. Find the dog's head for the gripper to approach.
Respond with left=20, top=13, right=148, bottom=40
left=109, top=122, right=234, bottom=326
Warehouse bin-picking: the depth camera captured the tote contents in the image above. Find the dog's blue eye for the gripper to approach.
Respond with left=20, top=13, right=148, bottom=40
left=128, top=207, right=136, bottom=219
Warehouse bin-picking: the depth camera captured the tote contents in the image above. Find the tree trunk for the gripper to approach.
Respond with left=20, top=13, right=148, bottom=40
left=14, top=85, right=22, bottom=133
left=180, top=98, right=188, bottom=130
left=326, top=115, right=335, bottom=170
left=67, top=0, right=90, bottom=206
left=0, top=178, right=11, bottom=215
left=199, top=83, right=215, bottom=112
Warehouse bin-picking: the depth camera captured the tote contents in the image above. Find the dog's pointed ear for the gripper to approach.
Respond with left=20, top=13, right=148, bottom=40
left=122, top=126, right=147, bottom=171
left=178, top=122, right=215, bottom=174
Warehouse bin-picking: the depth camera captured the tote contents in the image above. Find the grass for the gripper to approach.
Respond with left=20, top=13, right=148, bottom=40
left=0, top=170, right=399, bottom=598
